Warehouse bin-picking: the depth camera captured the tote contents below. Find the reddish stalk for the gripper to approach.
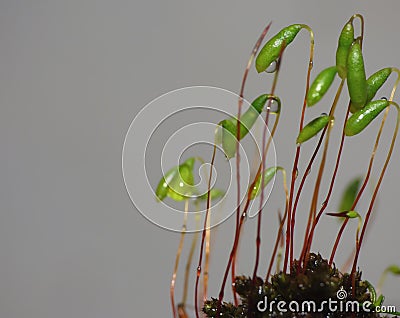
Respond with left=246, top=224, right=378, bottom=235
left=301, top=15, right=364, bottom=267
left=252, top=57, right=283, bottom=282
left=329, top=70, right=400, bottom=266
left=291, top=124, right=328, bottom=267
left=266, top=170, right=289, bottom=280
left=266, top=211, right=286, bottom=280
left=218, top=107, right=281, bottom=312
left=302, top=103, right=350, bottom=266
left=170, top=200, right=189, bottom=318
left=351, top=103, right=399, bottom=294
left=194, top=145, right=217, bottom=318
left=284, top=27, right=315, bottom=272
left=296, top=79, right=344, bottom=266
left=231, top=22, right=271, bottom=306
left=180, top=215, right=200, bottom=311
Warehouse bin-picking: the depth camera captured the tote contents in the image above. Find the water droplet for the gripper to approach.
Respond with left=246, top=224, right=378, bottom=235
left=309, top=60, right=314, bottom=68
left=381, top=96, right=388, bottom=101
left=197, top=266, right=201, bottom=272
left=295, top=168, right=299, bottom=179
left=305, top=168, right=311, bottom=176
left=265, top=99, right=280, bottom=114
left=265, top=60, right=278, bottom=73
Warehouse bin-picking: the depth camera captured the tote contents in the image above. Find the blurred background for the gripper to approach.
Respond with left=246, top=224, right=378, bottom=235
left=1, top=1, right=399, bottom=317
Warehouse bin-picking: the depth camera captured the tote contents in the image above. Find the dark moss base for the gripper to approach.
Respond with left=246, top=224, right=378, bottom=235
left=203, top=254, right=392, bottom=317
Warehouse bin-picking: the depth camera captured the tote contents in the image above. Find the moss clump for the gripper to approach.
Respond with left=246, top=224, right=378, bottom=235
left=203, top=253, right=391, bottom=317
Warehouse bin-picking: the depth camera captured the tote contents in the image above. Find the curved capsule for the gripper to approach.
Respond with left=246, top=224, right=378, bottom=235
left=307, top=66, right=337, bottom=106
left=326, top=210, right=360, bottom=219
left=347, top=41, right=367, bottom=110
left=347, top=40, right=367, bottom=111
left=220, top=119, right=237, bottom=160
left=366, top=67, right=392, bottom=102
left=385, top=265, right=400, bottom=275
left=255, top=24, right=303, bottom=73
left=218, top=94, right=281, bottom=159
left=345, top=99, right=389, bottom=136
left=338, top=177, right=362, bottom=212
left=296, top=115, right=331, bottom=144
left=238, top=94, right=275, bottom=139
left=249, top=166, right=280, bottom=200
left=336, top=21, right=354, bottom=79
left=155, top=157, right=196, bottom=201
left=350, top=67, right=393, bottom=113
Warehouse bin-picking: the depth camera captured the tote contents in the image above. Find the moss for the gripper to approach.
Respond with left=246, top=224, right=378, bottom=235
left=203, top=253, right=392, bottom=318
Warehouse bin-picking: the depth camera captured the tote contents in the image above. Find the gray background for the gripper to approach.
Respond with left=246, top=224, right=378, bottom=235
left=1, top=1, right=399, bottom=317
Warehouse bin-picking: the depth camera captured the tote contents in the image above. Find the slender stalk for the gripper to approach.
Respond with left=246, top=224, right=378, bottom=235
left=284, top=26, right=315, bottom=271
left=351, top=102, right=400, bottom=294
left=180, top=212, right=200, bottom=309
left=231, top=22, right=271, bottom=306
left=177, top=305, right=189, bottom=318
left=225, top=107, right=280, bottom=308
left=171, top=200, right=189, bottom=318
left=303, top=103, right=350, bottom=266
left=266, top=169, right=289, bottom=280
left=296, top=79, right=344, bottom=267
left=292, top=125, right=329, bottom=264
left=252, top=71, right=282, bottom=281
left=195, top=145, right=217, bottom=318
left=329, top=69, right=400, bottom=264
left=203, top=205, right=211, bottom=302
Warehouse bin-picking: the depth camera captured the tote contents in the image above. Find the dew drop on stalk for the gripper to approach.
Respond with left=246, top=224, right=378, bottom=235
left=265, top=60, right=278, bottom=73
left=265, top=99, right=280, bottom=113
left=381, top=96, right=388, bottom=100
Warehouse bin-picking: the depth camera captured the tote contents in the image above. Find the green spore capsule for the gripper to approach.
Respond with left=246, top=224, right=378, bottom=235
left=338, top=177, right=362, bottom=212
left=220, top=119, right=237, bottom=160
left=249, top=166, right=280, bottom=200
left=350, top=67, right=393, bottom=113
left=237, top=94, right=273, bottom=139
left=345, top=99, right=389, bottom=136
left=155, top=157, right=196, bottom=202
left=336, top=21, right=354, bottom=79
left=296, top=114, right=331, bottom=144
left=255, top=24, right=303, bottom=73
left=347, top=40, right=367, bottom=112
left=366, top=67, right=392, bottom=102
left=385, top=265, right=400, bottom=275
left=307, top=66, right=337, bottom=106
left=218, top=94, right=280, bottom=159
